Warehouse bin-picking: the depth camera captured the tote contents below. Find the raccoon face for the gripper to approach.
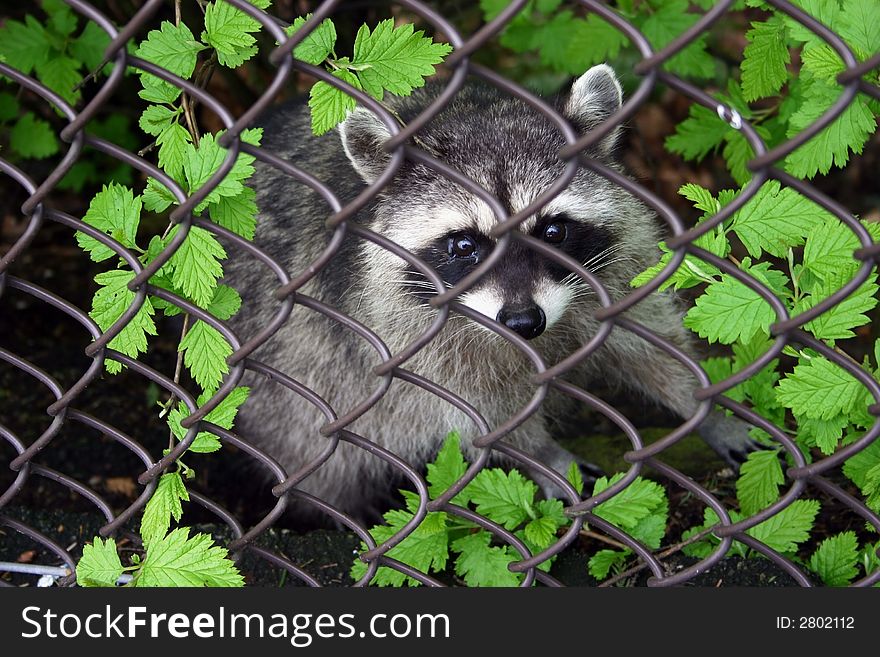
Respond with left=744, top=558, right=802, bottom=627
left=339, top=65, right=644, bottom=342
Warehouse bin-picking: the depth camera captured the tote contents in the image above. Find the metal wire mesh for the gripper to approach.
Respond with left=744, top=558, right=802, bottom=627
left=1, top=0, right=879, bottom=587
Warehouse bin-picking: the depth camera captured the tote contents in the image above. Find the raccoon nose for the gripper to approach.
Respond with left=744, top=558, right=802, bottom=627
left=496, top=305, right=546, bottom=340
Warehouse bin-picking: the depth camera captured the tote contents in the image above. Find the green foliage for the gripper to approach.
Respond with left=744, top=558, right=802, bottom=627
left=352, top=434, right=671, bottom=586
left=288, top=17, right=451, bottom=135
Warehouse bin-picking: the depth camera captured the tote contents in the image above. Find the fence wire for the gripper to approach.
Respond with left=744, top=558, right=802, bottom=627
left=1, top=0, right=880, bottom=587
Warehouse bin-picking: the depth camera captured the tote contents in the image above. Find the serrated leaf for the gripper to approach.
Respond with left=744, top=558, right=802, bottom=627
left=838, top=0, right=880, bottom=57
left=799, top=415, right=849, bottom=454
left=785, top=80, right=876, bottom=179
left=746, top=499, right=819, bottom=553
left=142, top=177, right=176, bottom=213
left=89, top=269, right=157, bottom=374
left=801, top=44, right=845, bottom=83
left=139, top=105, right=179, bottom=137
left=157, top=122, right=191, bottom=183
left=133, top=528, right=243, bottom=587
left=776, top=356, right=867, bottom=420
left=70, top=21, right=111, bottom=72
left=588, top=549, right=628, bottom=580
left=183, top=130, right=261, bottom=210
left=140, top=472, right=189, bottom=549
left=0, top=16, right=51, bottom=75
left=178, top=321, right=232, bottom=394
left=43, top=0, right=78, bottom=37
left=76, top=183, right=142, bottom=262
left=592, top=474, right=666, bottom=531
left=803, top=273, right=878, bottom=340
left=285, top=14, right=337, bottom=65
left=783, top=0, right=840, bottom=47
left=135, top=21, right=205, bottom=103
left=167, top=225, right=227, bottom=307
left=352, top=19, right=452, bottom=99
left=77, top=537, right=123, bottom=587
left=9, top=112, right=59, bottom=159
left=809, top=531, right=860, bottom=586
left=451, top=532, right=520, bottom=587
left=426, top=431, right=470, bottom=505
left=684, top=271, right=776, bottom=345
left=167, top=386, right=250, bottom=453
left=741, top=17, right=790, bottom=102
left=202, top=0, right=271, bottom=68
left=352, top=510, right=449, bottom=587
left=737, top=449, right=784, bottom=515
left=566, top=461, right=584, bottom=495
left=637, top=0, right=715, bottom=79
left=843, top=438, right=880, bottom=490
left=666, top=103, right=731, bottom=162
left=468, top=468, right=537, bottom=530
left=35, top=55, right=82, bottom=105
left=207, top=284, right=242, bottom=320
left=731, top=181, right=830, bottom=258
left=207, top=186, right=257, bottom=240
left=308, top=69, right=361, bottom=135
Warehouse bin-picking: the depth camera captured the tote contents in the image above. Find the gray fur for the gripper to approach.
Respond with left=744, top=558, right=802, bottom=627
left=225, top=65, right=756, bottom=522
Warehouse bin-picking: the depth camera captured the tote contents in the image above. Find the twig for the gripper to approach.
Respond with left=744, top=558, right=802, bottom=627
left=578, top=529, right=629, bottom=551
left=598, top=524, right=719, bottom=588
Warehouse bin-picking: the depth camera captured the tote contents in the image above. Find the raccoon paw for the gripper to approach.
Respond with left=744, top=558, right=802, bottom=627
left=698, top=410, right=767, bottom=467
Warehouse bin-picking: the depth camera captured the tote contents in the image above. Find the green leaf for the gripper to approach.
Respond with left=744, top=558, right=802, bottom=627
left=468, top=468, right=537, bottom=530
left=0, top=92, right=19, bottom=122
left=208, top=186, right=257, bottom=240
left=133, top=528, right=243, bottom=587
left=592, top=474, right=666, bottom=531
left=566, top=461, right=584, bottom=495
left=139, top=104, right=179, bottom=137
left=89, top=269, right=157, bottom=374
left=135, top=20, right=205, bottom=79
left=529, top=12, right=626, bottom=75
left=157, top=122, right=192, bottom=183
left=0, top=16, right=51, bottom=75
left=70, top=22, right=112, bottom=72
left=798, top=415, right=849, bottom=454
left=142, top=177, right=176, bottom=213
left=803, top=218, right=876, bottom=284
left=730, top=180, right=830, bottom=258
left=285, top=14, right=337, bottom=65
left=140, top=472, right=189, bottom=549
left=637, top=0, right=715, bottom=79
left=776, top=356, right=866, bottom=420
left=801, top=44, right=845, bottom=83
left=308, top=69, right=361, bottom=136
left=178, top=321, right=232, bottom=394
left=76, top=183, right=142, bottom=262
left=838, top=0, right=880, bottom=57
left=167, top=225, right=227, bottom=307
left=35, top=55, right=82, bottom=105
left=785, top=80, right=876, bottom=179
left=207, top=284, right=242, bottom=320
left=562, top=14, right=628, bottom=73
left=352, top=19, right=452, bottom=99
left=167, top=387, right=250, bottom=453
left=843, top=438, right=880, bottom=490
left=588, top=549, right=628, bottom=580
left=352, top=510, right=449, bottom=586
left=182, top=130, right=261, bottom=210
left=43, top=0, right=78, bottom=37
left=77, top=537, right=123, bottom=587
left=746, top=499, right=819, bottom=553
left=426, top=431, right=470, bottom=505
left=666, top=103, right=730, bottom=162
left=202, top=0, right=271, bottom=68
left=9, top=112, right=59, bottom=159
left=803, top=273, right=878, bottom=341
left=451, top=532, right=520, bottom=587
left=737, top=449, right=784, bottom=515
left=683, top=271, right=777, bottom=345
left=783, top=0, right=840, bottom=47
left=810, top=531, right=860, bottom=586
left=741, top=17, right=790, bottom=102
left=135, top=21, right=206, bottom=103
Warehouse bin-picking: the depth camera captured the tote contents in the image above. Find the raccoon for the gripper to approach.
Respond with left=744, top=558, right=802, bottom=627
left=226, top=64, right=759, bottom=521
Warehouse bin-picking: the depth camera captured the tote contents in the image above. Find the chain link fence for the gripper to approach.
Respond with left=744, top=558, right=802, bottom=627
left=1, top=0, right=879, bottom=587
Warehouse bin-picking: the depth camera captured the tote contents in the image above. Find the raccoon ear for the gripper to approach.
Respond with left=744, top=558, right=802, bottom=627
left=563, top=64, right=624, bottom=154
left=338, top=107, right=393, bottom=184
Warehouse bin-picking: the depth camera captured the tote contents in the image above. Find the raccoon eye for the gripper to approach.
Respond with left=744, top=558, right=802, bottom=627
left=449, top=234, right=478, bottom=258
left=542, top=221, right=567, bottom=245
